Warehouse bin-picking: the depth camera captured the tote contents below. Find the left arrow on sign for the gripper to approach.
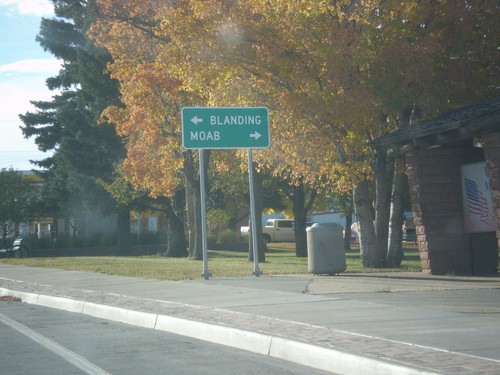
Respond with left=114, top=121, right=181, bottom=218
left=191, top=116, right=203, bottom=125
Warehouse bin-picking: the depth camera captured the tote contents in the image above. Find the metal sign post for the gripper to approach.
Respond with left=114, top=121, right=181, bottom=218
left=247, top=149, right=261, bottom=277
left=199, top=149, right=210, bottom=280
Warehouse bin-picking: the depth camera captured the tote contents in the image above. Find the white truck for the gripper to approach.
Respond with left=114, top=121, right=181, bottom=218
left=241, top=219, right=295, bottom=243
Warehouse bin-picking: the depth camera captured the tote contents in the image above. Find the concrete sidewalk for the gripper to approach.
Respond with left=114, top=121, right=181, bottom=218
left=1, top=264, right=499, bottom=374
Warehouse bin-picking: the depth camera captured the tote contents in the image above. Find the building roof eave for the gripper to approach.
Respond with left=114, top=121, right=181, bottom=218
left=370, top=97, right=500, bottom=150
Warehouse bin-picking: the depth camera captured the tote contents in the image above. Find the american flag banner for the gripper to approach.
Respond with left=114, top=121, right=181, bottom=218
left=461, top=162, right=495, bottom=233
left=464, top=178, right=490, bottom=225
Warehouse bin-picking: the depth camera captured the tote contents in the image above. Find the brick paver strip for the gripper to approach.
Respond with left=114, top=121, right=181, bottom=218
left=2, top=278, right=500, bottom=374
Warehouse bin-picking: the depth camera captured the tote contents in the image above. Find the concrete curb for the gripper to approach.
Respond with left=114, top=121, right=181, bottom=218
left=1, top=287, right=439, bottom=375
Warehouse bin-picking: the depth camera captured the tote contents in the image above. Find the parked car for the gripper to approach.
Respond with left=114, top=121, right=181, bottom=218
left=262, top=219, right=295, bottom=243
left=241, top=219, right=314, bottom=243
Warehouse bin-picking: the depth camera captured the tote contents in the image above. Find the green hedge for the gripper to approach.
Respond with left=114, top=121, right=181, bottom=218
left=208, top=229, right=248, bottom=252
left=29, top=230, right=168, bottom=250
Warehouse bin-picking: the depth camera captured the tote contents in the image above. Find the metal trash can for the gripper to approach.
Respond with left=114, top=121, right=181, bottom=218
left=306, top=223, right=346, bottom=274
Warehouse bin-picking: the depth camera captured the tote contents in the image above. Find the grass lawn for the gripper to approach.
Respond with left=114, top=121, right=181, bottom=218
left=0, top=243, right=422, bottom=281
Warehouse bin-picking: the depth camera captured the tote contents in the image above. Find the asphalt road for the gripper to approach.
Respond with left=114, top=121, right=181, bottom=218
left=0, top=300, right=333, bottom=375
left=2, top=265, right=499, bottom=374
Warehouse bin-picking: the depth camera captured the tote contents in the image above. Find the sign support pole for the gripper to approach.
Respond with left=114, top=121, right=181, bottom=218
left=199, top=149, right=210, bottom=280
left=248, top=149, right=261, bottom=277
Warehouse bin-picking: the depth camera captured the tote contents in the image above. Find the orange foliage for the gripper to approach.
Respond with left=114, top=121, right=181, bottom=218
left=90, top=0, right=499, bottom=196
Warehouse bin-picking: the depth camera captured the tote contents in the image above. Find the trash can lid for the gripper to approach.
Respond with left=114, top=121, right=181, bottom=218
left=306, top=222, right=343, bottom=231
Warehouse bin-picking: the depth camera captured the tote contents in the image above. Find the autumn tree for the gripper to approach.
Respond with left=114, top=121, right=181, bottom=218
left=90, top=3, right=199, bottom=257
left=90, top=1, right=261, bottom=259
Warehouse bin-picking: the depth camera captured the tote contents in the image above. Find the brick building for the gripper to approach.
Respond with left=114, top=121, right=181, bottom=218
left=372, top=98, right=500, bottom=275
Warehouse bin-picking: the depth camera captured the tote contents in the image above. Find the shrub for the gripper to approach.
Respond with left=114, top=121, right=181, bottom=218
left=216, top=229, right=248, bottom=252
left=207, top=233, right=218, bottom=249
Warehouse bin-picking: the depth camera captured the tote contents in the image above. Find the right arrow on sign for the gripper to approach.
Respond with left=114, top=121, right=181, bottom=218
left=250, top=131, right=261, bottom=140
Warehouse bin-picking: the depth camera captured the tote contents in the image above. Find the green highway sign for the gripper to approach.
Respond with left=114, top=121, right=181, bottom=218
left=182, top=107, right=270, bottom=149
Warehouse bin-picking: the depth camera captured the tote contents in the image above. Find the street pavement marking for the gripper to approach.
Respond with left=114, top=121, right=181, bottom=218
left=0, top=311, right=111, bottom=375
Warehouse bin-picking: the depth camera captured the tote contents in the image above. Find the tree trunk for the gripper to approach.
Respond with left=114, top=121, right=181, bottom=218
left=386, top=105, right=416, bottom=267
left=293, top=184, right=308, bottom=258
left=165, top=197, right=187, bottom=257
left=184, top=167, right=196, bottom=257
left=184, top=151, right=202, bottom=259
left=386, top=151, right=406, bottom=267
left=291, top=183, right=316, bottom=258
left=279, top=180, right=317, bottom=258
left=374, top=148, right=391, bottom=267
left=116, top=208, right=131, bottom=255
left=248, top=161, right=265, bottom=263
left=353, top=179, right=378, bottom=267
left=355, top=147, right=393, bottom=268
left=356, top=107, right=415, bottom=268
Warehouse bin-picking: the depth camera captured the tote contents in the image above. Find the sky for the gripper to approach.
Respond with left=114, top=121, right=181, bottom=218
left=0, top=0, right=61, bottom=171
